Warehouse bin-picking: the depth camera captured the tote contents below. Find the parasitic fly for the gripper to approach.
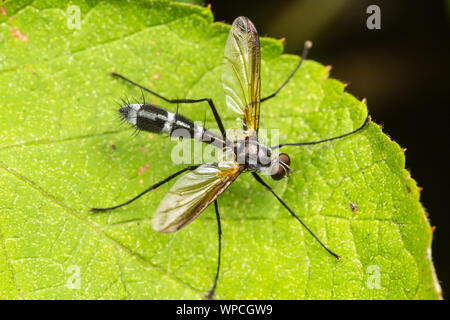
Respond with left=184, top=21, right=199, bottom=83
left=91, top=16, right=370, bottom=299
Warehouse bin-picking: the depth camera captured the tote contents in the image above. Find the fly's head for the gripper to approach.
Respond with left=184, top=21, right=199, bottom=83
left=269, top=153, right=291, bottom=180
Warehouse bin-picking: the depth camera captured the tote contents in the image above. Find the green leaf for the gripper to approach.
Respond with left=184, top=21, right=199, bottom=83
left=0, top=0, right=441, bottom=299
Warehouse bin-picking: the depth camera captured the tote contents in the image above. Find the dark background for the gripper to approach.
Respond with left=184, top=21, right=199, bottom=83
left=208, top=0, right=449, bottom=298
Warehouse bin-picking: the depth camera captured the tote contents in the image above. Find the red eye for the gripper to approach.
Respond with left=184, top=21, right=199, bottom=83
left=279, top=153, right=290, bottom=166
left=270, top=153, right=291, bottom=180
left=270, top=163, right=286, bottom=180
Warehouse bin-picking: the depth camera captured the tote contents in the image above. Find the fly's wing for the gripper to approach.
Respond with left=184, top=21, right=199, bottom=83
left=152, top=161, right=242, bottom=233
left=222, top=16, right=261, bottom=134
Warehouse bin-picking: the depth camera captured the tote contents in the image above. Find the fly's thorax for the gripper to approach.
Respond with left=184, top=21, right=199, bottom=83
left=232, top=137, right=272, bottom=169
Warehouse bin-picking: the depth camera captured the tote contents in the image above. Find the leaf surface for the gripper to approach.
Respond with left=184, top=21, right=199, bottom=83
left=0, top=0, right=440, bottom=299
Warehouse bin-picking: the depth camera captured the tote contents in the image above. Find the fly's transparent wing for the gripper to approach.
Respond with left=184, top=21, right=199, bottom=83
left=152, top=161, right=242, bottom=233
left=222, top=16, right=261, bottom=134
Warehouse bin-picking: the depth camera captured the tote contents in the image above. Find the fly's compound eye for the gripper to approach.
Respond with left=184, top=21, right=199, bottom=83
left=270, top=153, right=291, bottom=180
left=270, top=163, right=285, bottom=180
left=278, top=153, right=290, bottom=167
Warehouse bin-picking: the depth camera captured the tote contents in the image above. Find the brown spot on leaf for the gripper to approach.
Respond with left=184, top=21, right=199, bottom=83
left=1, top=6, right=7, bottom=16
left=137, top=163, right=150, bottom=175
left=349, top=202, right=358, bottom=213
left=152, top=73, right=160, bottom=79
left=9, top=26, right=27, bottom=42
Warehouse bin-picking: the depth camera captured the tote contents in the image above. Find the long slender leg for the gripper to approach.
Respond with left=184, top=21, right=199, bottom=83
left=260, top=41, right=312, bottom=103
left=252, top=172, right=340, bottom=260
left=111, top=72, right=227, bottom=138
left=204, top=200, right=222, bottom=300
left=271, top=115, right=370, bottom=150
left=90, top=165, right=199, bottom=212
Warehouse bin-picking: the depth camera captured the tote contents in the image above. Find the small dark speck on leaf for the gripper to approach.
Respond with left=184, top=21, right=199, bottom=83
left=110, top=142, right=116, bottom=150
left=407, top=185, right=411, bottom=193
left=350, top=202, right=358, bottom=213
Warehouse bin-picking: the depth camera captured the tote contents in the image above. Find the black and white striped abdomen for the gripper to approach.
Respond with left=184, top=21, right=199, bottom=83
left=119, top=104, right=225, bottom=148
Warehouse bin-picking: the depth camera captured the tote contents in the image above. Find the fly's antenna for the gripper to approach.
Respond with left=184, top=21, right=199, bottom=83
left=272, top=113, right=371, bottom=150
